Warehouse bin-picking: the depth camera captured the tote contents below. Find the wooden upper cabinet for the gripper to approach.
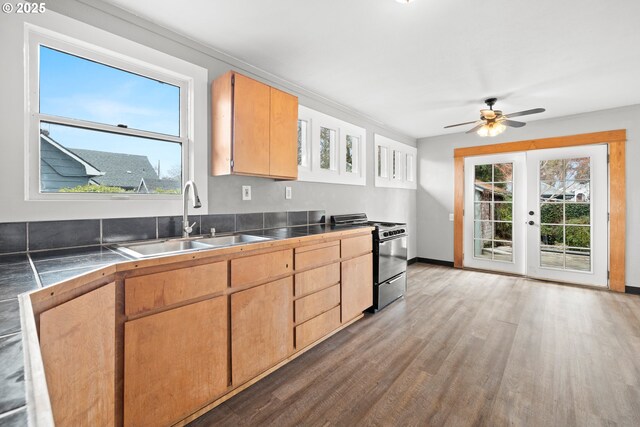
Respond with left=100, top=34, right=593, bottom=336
left=211, top=71, right=298, bottom=179
left=269, top=87, right=298, bottom=179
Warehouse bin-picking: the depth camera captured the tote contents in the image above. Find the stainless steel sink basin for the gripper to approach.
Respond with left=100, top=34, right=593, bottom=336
left=198, top=234, right=272, bottom=246
left=117, top=239, right=213, bottom=258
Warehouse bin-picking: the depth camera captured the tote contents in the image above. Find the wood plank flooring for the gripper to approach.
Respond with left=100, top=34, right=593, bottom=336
left=189, top=263, right=640, bottom=426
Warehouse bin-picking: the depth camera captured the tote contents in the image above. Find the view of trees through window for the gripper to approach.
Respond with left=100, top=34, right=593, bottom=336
left=319, top=126, right=336, bottom=170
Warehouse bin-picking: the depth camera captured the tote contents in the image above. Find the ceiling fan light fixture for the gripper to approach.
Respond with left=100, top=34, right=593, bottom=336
left=477, top=122, right=506, bottom=137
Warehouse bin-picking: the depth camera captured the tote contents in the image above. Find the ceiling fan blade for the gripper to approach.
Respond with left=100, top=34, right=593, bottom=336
left=466, top=122, right=486, bottom=134
left=444, top=120, right=479, bottom=129
left=503, top=119, right=526, bottom=128
left=505, top=108, right=546, bottom=118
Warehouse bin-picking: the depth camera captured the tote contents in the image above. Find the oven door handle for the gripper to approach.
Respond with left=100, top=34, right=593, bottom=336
left=379, top=236, right=406, bottom=244
left=387, top=274, right=404, bottom=284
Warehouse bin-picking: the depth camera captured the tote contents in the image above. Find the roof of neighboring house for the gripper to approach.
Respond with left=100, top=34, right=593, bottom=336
left=40, top=134, right=103, bottom=177
left=137, top=177, right=181, bottom=193
left=71, top=148, right=160, bottom=189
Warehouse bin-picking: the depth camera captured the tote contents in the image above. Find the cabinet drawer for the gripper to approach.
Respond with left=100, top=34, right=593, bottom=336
left=295, top=242, right=340, bottom=270
left=295, top=306, right=341, bottom=350
left=295, top=284, right=340, bottom=324
left=125, top=262, right=227, bottom=316
left=341, top=234, right=372, bottom=259
left=231, top=249, right=293, bottom=288
left=294, top=263, right=340, bottom=297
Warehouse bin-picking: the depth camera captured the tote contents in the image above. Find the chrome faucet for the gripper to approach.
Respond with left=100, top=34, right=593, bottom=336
left=182, top=180, right=202, bottom=238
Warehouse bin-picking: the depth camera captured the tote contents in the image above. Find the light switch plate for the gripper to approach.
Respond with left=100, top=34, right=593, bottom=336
left=449, top=213, right=454, bottom=221
left=285, top=187, right=292, bottom=200
left=242, top=185, right=251, bottom=201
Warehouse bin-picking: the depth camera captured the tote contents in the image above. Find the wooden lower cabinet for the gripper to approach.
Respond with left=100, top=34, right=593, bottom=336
left=40, top=283, right=116, bottom=427
left=123, top=297, right=228, bottom=427
left=341, top=253, right=373, bottom=322
left=231, top=277, right=293, bottom=386
left=295, top=306, right=341, bottom=350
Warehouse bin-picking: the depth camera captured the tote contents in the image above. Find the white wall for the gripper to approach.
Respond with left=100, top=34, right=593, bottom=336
left=416, top=104, right=640, bottom=287
left=0, top=0, right=418, bottom=258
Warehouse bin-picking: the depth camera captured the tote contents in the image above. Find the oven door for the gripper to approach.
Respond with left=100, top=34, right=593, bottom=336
left=376, top=235, right=407, bottom=284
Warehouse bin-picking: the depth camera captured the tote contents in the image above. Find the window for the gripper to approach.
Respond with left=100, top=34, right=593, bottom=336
left=374, top=134, right=416, bottom=189
left=377, top=146, right=388, bottom=178
left=297, top=105, right=366, bottom=186
left=28, top=30, right=195, bottom=198
left=297, top=119, right=309, bottom=168
left=319, top=126, right=337, bottom=171
left=406, top=154, right=414, bottom=182
left=345, top=135, right=359, bottom=173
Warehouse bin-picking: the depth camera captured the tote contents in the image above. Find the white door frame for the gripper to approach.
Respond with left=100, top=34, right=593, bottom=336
left=526, top=145, right=608, bottom=287
left=462, top=145, right=609, bottom=288
left=463, top=153, right=526, bottom=275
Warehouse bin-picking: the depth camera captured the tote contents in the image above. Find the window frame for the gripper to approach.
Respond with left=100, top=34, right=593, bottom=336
left=297, top=105, right=366, bottom=186
left=374, top=134, right=416, bottom=189
left=297, top=118, right=311, bottom=171
left=27, top=28, right=193, bottom=201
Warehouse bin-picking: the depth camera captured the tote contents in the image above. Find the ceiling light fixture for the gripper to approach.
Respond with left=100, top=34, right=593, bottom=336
left=395, top=0, right=415, bottom=4
left=476, top=121, right=506, bottom=137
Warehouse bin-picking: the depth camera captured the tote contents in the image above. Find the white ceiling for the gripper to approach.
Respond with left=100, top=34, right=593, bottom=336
left=101, top=0, right=640, bottom=139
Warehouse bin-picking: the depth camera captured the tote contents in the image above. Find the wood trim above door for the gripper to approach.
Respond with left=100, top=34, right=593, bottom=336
left=453, top=129, right=627, bottom=293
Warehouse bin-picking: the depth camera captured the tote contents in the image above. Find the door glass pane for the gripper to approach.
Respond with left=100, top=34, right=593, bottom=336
left=474, top=221, right=493, bottom=239
left=566, top=248, right=590, bottom=271
left=494, top=203, right=512, bottom=221
left=566, top=226, right=590, bottom=248
left=493, top=163, right=513, bottom=182
left=540, top=203, right=563, bottom=224
left=493, top=183, right=513, bottom=201
left=475, top=164, right=492, bottom=182
left=494, top=222, right=512, bottom=241
left=565, top=157, right=590, bottom=180
left=474, top=240, right=492, bottom=259
left=539, top=158, right=592, bottom=272
left=474, top=202, right=491, bottom=221
left=472, top=162, right=513, bottom=263
left=493, top=241, right=513, bottom=262
left=565, top=203, right=590, bottom=224
left=540, top=245, right=564, bottom=268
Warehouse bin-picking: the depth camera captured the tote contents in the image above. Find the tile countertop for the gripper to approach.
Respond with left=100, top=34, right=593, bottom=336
left=0, top=224, right=372, bottom=424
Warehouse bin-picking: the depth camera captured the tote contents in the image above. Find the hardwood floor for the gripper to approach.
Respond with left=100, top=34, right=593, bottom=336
left=189, top=263, right=640, bottom=426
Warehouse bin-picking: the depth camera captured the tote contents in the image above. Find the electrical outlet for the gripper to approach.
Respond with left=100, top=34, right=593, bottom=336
left=242, top=185, right=251, bottom=201
left=285, top=187, right=292, bottom=200
left=449, top=213, right=454, bottom=221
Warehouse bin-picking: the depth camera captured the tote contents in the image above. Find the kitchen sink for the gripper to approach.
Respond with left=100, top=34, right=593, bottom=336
left=115, top=234, right=273, bottom=258
left=198, top=234, right=272, bottom=246
left=116, top=239, right=213, bottom=258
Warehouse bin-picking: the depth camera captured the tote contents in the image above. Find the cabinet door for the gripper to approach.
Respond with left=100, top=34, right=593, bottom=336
left=233, top=73, right=270, bottom=175
left=40, top=283, right=116, bottom=427
left=341, top=253, right=373, bottom=322
left=124, top=297, right=228, bottom=427
left=269, top=87, right=298, bottom=179
left=231, top=277, right=293, bottom=386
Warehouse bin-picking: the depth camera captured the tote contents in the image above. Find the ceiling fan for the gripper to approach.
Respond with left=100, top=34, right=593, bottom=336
left=444, top=98, right=545, bottom=137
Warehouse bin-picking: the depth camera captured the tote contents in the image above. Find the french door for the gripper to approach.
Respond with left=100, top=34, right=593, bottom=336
left=463, top=145, right=609, bottom=287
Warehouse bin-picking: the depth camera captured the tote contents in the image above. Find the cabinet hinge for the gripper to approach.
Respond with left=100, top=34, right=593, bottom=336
left=231, top=74, right=235, bottom=86
left=607, top=153, right=610, bottom=163
left=608, top=270, right=610, bottom=279
left=608, top=212, right=610, bottom=221
left=230, top=160, right=234, bottom=168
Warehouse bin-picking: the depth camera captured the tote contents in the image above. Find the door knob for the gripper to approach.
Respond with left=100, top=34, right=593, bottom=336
left=528, top=220, right=535, bottom=225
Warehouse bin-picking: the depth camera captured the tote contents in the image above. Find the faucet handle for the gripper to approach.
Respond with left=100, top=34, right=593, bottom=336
left=184, top=222, right=196, bottom=234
